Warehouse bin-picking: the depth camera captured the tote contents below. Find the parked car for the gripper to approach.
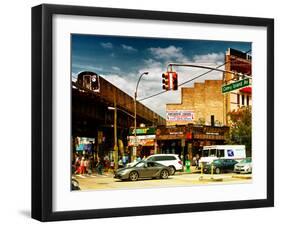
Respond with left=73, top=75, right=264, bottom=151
left=114, top=160, right=170, bottom=181
left=203, top=159, right=238, bottom=174
left=234, top=157, right=252, bottom=174
left=71, top=178, right=80, bottom=190
left=145, top=154, right=182, bottom=175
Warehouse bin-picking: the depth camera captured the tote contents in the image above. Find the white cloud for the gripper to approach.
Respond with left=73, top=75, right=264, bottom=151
left=148, top=45, right=189, bottom=62
left=112, top=66, right=120, bottom=71
left=73, top=63, right=104, bottom=73
left=101, top=42, right=113, bottom=49
left=101, top=74, right=135, bottom=98
left=193, top=52, right=224, bottom=64
left=121, top=44, right=137, bottom=52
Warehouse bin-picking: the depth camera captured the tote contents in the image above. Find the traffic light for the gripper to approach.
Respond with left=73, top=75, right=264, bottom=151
left=172, top=72, right=178, bottom=90
left=162, top=72, right=170, bottom=90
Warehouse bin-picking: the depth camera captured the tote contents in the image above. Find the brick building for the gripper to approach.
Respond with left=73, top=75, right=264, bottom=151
left=166, top=80, right=224, bottom=126
left=224, top=48, right=252, bottom=124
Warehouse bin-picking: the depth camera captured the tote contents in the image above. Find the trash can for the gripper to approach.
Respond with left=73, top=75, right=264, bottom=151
left=185, top=160, right=191, bottom=173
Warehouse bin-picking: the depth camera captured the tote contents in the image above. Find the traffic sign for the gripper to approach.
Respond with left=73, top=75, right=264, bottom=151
left=222, top=78, right=250, bottom=94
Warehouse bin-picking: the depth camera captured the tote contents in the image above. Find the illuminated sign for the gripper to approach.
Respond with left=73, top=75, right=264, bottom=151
left=129, top=127, right=155, bottom=135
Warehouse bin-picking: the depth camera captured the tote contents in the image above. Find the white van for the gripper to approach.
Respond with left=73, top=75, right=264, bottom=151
left=199, top=145, right=246, bottom=166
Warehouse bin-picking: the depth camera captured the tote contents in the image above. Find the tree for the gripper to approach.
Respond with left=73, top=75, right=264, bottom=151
left=226, top=106, right=252, bottom=156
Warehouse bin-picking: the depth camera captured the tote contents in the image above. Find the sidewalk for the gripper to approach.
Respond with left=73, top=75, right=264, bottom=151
left=177, top=166, right=201, bottom=174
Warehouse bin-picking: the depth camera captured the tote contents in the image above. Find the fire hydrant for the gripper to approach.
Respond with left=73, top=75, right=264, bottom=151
left=185, top=160, right=191, bottom=173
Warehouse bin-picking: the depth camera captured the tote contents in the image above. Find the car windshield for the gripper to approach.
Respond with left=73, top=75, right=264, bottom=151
left=240, top=158, right=252, bottom=163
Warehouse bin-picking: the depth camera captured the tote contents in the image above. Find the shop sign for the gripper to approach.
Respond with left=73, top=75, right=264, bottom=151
left=128, top=135, right=155, bottom=140
left=128, top=138, right=155, bottom=146
left=193, top=134, right=225, bottom=140
left=166, top=110, right=194, bottom=122
left=129, top=127, right=156, bottom=135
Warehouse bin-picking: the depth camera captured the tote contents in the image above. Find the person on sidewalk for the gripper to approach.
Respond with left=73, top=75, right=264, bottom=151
left=96, top=158, right=103, bottom=175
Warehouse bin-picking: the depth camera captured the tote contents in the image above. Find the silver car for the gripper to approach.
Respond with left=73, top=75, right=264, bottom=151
left=234, top=157, right=252, bottom=174
left=114, top=160, right=170, bottom=181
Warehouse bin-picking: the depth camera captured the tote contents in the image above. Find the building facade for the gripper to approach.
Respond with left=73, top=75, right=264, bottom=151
left=166, top=80, right=224, bottom=126
left=224, top=48, right=252, bottom=124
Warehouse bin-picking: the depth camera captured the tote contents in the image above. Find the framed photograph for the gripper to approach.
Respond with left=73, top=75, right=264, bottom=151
left=32, top=4, right=274, bottom=221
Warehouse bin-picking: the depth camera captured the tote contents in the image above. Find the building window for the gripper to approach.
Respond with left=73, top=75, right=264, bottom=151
left=242, top=94, right=245, bottom=105
left=246, top=95, right=250, bottom=106
left=211, top=115, right=214, bottom=126
left=237, top=94, right=240, bottom=105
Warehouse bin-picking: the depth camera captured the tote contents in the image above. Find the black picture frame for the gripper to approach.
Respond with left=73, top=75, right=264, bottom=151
left=32, top=4, right=274, bottom=222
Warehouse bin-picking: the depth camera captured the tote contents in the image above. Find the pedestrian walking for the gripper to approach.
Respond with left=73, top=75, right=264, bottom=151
left=196, top=154, right=200, bottom=169
left=96, top=158, right=103, bottom=175
left=80, top=157, right=86, bottom=174
left=118, top=157, right=123, bottom=168
left=84, top=157, right=90, bottom=175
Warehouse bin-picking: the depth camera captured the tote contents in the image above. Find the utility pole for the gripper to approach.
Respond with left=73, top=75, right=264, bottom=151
left=133, top=72, right=149, bottom=161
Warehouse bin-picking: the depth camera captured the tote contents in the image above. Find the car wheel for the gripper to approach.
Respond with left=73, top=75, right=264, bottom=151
left=129, top=171, right=139, bottom=181
left=215, top=167, right=221, bottom=174
left=169, top=166, right=176, bottom=175
left=160, top=169, right=169, bottom=179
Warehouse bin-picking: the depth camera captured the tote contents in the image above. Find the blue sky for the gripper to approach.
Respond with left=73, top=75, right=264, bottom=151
left=72, top=34, right=251, bottom=117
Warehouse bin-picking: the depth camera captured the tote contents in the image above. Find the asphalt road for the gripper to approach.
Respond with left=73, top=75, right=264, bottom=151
left=73, top=172, right=252, bottom=191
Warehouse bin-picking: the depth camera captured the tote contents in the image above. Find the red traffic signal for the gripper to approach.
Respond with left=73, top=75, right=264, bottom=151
left=162, top=72, right=170, bottom=90
left=171, top=72, right=178, bottom=90
left=162, top=71, right=178, bottom=91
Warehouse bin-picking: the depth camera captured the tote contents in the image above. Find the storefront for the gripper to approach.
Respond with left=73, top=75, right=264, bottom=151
left=156, top=124, right=229, bottom=163
left=127, top=127, right=157, bottom=158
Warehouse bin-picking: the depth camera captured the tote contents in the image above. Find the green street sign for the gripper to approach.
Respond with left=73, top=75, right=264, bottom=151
left=129, top=127, right=156, bottom=135
left=222, top=78, right=250, bottom=94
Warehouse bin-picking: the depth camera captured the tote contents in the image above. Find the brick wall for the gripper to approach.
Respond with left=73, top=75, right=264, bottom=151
left=166, top=80, right=224, bottom=126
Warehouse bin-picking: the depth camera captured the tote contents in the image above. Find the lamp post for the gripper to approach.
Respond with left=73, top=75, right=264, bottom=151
left=133, top=72, right=149, bottom=161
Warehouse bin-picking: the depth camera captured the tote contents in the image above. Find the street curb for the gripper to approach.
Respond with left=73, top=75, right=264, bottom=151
left=232, top=175, right=252, bottom=179
left=198, top=176, right=224, bottom=182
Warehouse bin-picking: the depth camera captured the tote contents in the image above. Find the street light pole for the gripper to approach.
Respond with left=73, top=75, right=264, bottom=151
left=108, top=104, right=135, bottom=169
left=133, top=72, right=149, bottom=162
